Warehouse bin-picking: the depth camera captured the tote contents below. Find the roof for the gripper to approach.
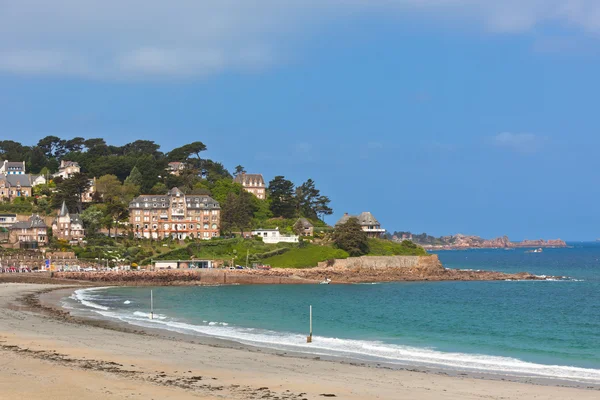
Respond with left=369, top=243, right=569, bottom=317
left=10, top=215, right=47, bottom=230
left=0, top=174, right=32, bottom=187
left=296, top=218, right=314, bottom=228
left=60, top=161, right=80, bottom=168
left=59, top=201, right=69, bottom=217
left=0, top=213, right=17, bottom=218
left=233, top=173, right=265, bottom=186
left=130, top=188, right=220, bottom=209
left=336, top=212, right=381, bottom=227
left=1, top=161, right=25, bottom=169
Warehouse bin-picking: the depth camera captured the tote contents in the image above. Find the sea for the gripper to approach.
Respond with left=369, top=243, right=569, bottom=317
left=63, top=242, right=600, bottom=385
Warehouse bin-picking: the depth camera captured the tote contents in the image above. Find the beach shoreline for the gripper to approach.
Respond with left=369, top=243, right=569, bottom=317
left=0, top=285, right=600, bottom=398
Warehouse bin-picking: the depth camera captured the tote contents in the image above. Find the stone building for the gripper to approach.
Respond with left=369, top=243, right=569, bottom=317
left=54, top=160, right=81, bottom=180
left=52, top=201, right=85, bottom=242
left=335, top=212, right=386, bottom=238
left=129, top=187, right=221, bottom=240
left=233, top=173, right=266, bottom=199
left=8, top=215, right=48, bottom=249
left=295, top=218, right=314, bottom=236
left=0, top=174, right=33, bottom=201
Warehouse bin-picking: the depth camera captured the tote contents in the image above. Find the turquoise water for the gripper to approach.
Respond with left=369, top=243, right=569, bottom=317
left=67, top=243, right=600, bottom=383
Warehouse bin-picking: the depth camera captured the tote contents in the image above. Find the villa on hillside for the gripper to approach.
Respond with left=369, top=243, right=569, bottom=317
left=0, top=174, right=33, bottom=201
left=233, top=173, right=266, bottom=199
left=252, top=228, right=299, bottom=244
left=54, top=160, right=81, bottom=180
left=167, top=161, right=187, bottom=176
left=8, top=215, right=48, bottom=249
left=129, top=187, right=220, bottom=240
left=295, top=218, right=314, bottom=236
left=52, top=201, right=85, bottom=243
left=0, top=160, right=26, bottom=175
left=335, top=212, right=386, bottom=238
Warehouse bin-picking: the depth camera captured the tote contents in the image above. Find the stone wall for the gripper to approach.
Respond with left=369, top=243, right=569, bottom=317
left=317, top=255, right=424, bottom=269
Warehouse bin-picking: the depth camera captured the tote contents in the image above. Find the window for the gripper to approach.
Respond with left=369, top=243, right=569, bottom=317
left=211, top=224, right=217, bottom=230
left=203, top=232, right=209, bottom=238
left=203, top=224, right=209, bottom=230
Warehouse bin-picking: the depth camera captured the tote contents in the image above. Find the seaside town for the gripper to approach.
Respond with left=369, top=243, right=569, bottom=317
left=1, top=137, right=430, bottom=277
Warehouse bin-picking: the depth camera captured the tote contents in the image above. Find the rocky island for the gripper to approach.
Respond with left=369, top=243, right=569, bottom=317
left=393, top=233, right=567, bottom=250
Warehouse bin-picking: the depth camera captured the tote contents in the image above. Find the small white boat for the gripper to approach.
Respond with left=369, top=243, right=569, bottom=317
left=319, top=278, right=331, bottom=285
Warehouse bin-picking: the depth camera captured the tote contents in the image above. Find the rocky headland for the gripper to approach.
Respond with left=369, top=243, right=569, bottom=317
left=406, top=234, right=567, bottom=250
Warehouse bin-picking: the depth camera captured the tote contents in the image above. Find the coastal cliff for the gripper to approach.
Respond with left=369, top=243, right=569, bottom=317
left=50, top=255, right=550, bottom=285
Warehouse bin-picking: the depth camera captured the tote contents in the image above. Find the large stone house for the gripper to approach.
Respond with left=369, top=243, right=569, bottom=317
left=54, top=160, right=81, bottom=180
left=129, top=187, right=221, bottom=240
left=0, top=174, right=33, bottom=201
left=0, top=160, right=26, bottom=175
left=52, top=201, right=85, bottom=242
left=335, top=212, right=386, bottom=238
left=233, top=173, right=266, bottom=199
left=8, top=215, right=48, bottom=249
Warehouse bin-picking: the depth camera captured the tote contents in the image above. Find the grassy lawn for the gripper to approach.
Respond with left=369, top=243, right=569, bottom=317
left=262, top=244, right=349, bottom=268
left=367, top=238, right=428, bottom=256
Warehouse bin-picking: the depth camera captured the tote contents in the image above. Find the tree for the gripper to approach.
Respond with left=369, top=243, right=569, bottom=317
left=149, top=182, right=168, bottom=195
left=52, top=173, right=91, bottom=213
left=124, top=166, right=143, bottom=187
left=234, top=165, right=246, bottom=176
left=63, top=137, right=85, bottom=153
left=211, top=179, right=243, bottom=205
left=234, top=191, right=254, bottom=236
left=96, top=175, right=122, bottom=203
left=267, top=176, right=296, bottom=218
left=27, top=146, right=48, bottom=173
left=332, top=218, right=370, bottom=256
left=37, top=135, right=65, bottom=158
left=220, top=192, right=238, bottom=235
left=295, top=179, right=333, bottom=220
left=315, top=195, right=333, bottom=220
left=81, top=205, right=104, bottom=235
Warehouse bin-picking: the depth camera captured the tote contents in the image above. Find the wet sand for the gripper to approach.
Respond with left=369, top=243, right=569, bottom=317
left=1, top=283, right=599, bottom=400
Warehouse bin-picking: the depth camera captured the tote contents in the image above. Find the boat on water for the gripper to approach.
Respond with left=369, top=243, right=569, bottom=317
left=319, top=278, right=331, bottom=285
left=526, top=248, right=543, bottom=253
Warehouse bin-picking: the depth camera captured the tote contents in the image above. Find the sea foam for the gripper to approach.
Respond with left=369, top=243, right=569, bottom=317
left=70, top=287, right=600, bottom=385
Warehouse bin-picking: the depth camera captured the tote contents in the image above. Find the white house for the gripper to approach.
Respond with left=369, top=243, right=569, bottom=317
left=0, top=161, right=26, bottom=175
left=252, top=228, right=299, bottom=244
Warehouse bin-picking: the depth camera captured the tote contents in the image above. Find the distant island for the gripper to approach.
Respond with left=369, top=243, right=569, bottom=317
left=391, top=232, right=567, bottom=250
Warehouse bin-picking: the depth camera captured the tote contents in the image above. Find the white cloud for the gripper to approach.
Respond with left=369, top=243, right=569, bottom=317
left=492, top=132, right=544, bottom=153
left=2, top=1, right=600, bottom=79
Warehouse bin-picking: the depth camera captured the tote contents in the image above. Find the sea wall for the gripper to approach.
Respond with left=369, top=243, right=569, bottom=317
left=317, top=255, right=425, bottom=269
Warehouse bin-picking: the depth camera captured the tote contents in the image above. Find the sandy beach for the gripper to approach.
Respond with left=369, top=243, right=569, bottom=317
left=0, top=283, right=598, bottom=400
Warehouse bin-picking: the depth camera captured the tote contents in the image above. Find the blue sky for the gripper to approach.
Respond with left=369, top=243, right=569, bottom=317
left=2, top=1, right=600, bottom=240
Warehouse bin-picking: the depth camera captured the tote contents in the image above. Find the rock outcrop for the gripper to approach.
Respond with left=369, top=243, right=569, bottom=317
left=418, top=234, right=567, bottom=250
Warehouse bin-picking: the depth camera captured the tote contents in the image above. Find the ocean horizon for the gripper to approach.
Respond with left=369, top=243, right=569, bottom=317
left=64, top=242, right=600, bottom=385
